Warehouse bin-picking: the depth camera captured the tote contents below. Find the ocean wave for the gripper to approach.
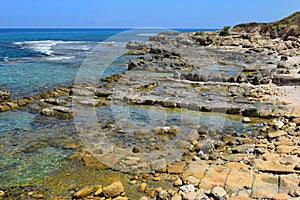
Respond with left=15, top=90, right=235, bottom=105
left=45, top=56, right=76, bottom=61
left=14, top=40, right=94, bottom=55
left=137, top=33, right=158, bottom=37
left=14, top=40, right=60, bottom=55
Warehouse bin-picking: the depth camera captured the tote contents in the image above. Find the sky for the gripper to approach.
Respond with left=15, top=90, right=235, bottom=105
left=0, top=0, right=299, bottom=28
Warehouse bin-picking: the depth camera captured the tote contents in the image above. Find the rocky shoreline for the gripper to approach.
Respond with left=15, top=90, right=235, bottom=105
left=1, top=13, right=300, bottom=200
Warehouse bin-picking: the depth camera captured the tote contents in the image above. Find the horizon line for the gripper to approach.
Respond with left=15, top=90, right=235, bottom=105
left=0, top=27, right=221, bottom=30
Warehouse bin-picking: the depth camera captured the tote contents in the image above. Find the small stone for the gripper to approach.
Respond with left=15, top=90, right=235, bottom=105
left=152, top=177, right=161, bottom=181
left=272, top=193, right=289, bottom=200
left=186, top=176, right=200, bottom=186
left=211, top=186, right=227, bottom=200
left=103, top=181, right=124, bottom=198
left=274, top=120, right=284, bottom=129
left=73, top=186, right=92, bottom=199
left=293, top=118, right=300, bottom=125
left=94, top=185, right=103, bottom=196
left=0, top=190, right=4, bottom=197
left=295, top=164, right=300, bottom=170
left=158, top=190, right=168, bottom=200
left=139, top=197, right=148, bottom=200
left=179, top=185, right=195, bottom=193
left=242, top=117, right=251, bottom=123
left=171, top=195, right=182, bottom=200
left=139, top=182, right=148, bottom=193
left=214, top=158, right=225, bottom=165
left=132, top=146, right=140, bottom=153
left=183, top=191, right=197, bottom=200
left=147, top=190, right=156, bottom=198
left=174, top=178, right=183, bottom=186
left=129, top=180, right=137, bottom=184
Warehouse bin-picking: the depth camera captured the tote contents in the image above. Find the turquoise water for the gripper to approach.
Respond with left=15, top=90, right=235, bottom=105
left=0, top=28, right=205, bottom=188
left=0, top=28, right=261, bottom=192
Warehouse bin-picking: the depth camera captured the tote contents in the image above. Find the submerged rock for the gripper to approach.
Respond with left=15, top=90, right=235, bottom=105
left=0, top=90, right=10, bottom=102
left=103, top=181, right=125, bottom=198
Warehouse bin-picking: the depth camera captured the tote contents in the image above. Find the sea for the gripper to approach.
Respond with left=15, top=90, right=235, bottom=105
left=0, top=28, right=260, bottom=197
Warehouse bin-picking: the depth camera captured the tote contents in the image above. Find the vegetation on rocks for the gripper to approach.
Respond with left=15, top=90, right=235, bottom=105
left=219, top=26, right=231, bottom=36
left=233, top=11, right=300, bottom=40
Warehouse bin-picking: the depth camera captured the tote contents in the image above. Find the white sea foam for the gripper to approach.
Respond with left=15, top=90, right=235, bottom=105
left=137, top=33, right=158, bottom=37
left=14, top=40, right=93, bottom=55
left=15, top=40, right=61, bottom=55
left=45, top=56, right=76, bottom=61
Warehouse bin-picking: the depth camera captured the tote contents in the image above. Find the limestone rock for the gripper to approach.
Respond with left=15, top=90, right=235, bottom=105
left=232, top=144, right=255, bottom=153
left=211, top=186, right=227, bottom=200
left=138, top=182, right=148, bottom=193
left=225, top=169, right=253, bottom=195
left=103, top=181, right=125, bottom=198
left=183, top=192, right=197, bottom=200
left=158, top=190, right=168, bottom=200
left=179, top=185, right=195, bottom=193
left=252, top=159, right=295, bottom=173
left=150, top=158, right=167, bottom=172
left=252, top=173, right=278, bottom=199
left=0, top=90, right=10, bottom=101
left=73, top=186, right=92, bottom=199
left=268, top=130, right=287, bottom=139
left=186, top=176, right=200, bottom=186
left=174, top=178, right=183, bottom=187
left=168, top=161, right=186, bottom=174
left=279, top=174, right=300, bottom=193
left=272, top=193, right=289, bottom=200
left=181, top=160, right=209, bottom=180
left=199, top=165, right=230, bottom=190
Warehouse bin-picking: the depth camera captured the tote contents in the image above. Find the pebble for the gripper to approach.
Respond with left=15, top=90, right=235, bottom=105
left=159, top=190, right=169, bottom=200
left=140, top=197, right=148, bottom=200
left=103, top=181, right=124, bottom=198
left=138, top=182, right=148, bottom=192
left=174, top=178, right=183, bottom=186
left=171, top=195, right=182, bottom=200
left=274, top=120, right=284, bottom=129
left=211, top=186, right=226, bottom=200
left=94, top=185, right=103, bottom=196
left=147, top=190, right=156, bottom=198
left=179, top=185, right=195, bottom=193
left=73, top=186, right=92, bottom=198
left=186, top=176, right=200, bottom=186
left=132, top=146, right=141, bottom=153
left=242, top=117, right=251, bottom=123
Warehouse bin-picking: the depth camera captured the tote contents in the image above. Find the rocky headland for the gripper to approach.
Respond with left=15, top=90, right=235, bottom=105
left=1, top=12, right=300, bottom=200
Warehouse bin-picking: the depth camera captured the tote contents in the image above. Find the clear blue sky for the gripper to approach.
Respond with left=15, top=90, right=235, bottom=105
left=0, top=0, right=299, bottom=28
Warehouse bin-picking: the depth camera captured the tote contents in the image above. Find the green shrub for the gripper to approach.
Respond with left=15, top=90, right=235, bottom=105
left=219, top=26, right=231, bottom=36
